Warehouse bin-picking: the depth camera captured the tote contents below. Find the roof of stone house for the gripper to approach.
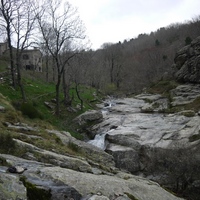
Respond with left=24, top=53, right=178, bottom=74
left=22, top=48, right=42, bottom=55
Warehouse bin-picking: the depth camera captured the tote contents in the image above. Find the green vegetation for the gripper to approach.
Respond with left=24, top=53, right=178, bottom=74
left=0, top=70, right=103, bottom=159
left=185, top=36, right=192, bottom=45
left=20, top=102, right=43, bottom=119
left=68, top=141, right=79, bottom=152
left=147, top=80, right=179, bottom=95
left=0, top=130, right=28, bottom=157
left=168, top=96, right=200, bottom=114
left=182, top=96, right=200, bottom=112
left=0, top=133, right=16, bottom=153
left=103, top=83, right=118, bottom=95
left=146, top=80, right=200, bottom=114
left=0, top=71, right=100, bottom=134
left=155, top=39, right=160, bottom=46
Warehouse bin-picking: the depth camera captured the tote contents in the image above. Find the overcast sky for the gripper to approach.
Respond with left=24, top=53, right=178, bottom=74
left=69, top=0, right=200, bottom=49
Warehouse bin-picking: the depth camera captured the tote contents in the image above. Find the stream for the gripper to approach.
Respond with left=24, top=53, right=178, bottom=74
left=87, top=100, right=116, bottom=150
left=88, top=133, right=107, bottom=150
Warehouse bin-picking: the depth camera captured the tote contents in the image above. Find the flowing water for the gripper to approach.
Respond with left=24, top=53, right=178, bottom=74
left=87, top=99, right=116, bottom=150
left=88, top=133, right=107, bottom=150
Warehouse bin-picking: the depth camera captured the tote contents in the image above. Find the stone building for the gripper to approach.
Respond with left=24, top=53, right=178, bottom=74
left=0, top=42, right=9, bottom=55
left=21, top=48, right=42, bottom=72
left=0, top=41, right=42, bottom=72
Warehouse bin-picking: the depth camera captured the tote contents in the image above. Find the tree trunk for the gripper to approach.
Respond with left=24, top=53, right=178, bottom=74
left=16, top=61, right=26, bottom=102
left=62, top=70, right=72, bottom=106
left=7, top=30, right=16, bottom=88
left=75, top=83, right=83, bottom=110
left=45, top=55, right=49, bottom=82
left=55, top=73, right=61, bottom=115
left=52, top=59, right=56, bottom=82
left=110, top=57, right=114, bottom=84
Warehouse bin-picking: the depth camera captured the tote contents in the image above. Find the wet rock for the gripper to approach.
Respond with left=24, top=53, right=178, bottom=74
left=48, top=130, right=115, bottom=168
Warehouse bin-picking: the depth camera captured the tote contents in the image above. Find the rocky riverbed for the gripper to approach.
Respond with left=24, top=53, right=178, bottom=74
left=0, top=136, right=183, bottom=200
left=1, top=83, right=200, bottom=199
left=87, top=84, right=200, bottom=199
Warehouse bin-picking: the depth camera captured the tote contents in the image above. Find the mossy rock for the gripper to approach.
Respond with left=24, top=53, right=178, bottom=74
left=20, top=177, right=51, bottom=200
left=178, top=110, right=196, bottom=117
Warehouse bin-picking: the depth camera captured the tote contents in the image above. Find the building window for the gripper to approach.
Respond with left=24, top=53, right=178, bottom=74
left=23, top=54, right=29, bottom=60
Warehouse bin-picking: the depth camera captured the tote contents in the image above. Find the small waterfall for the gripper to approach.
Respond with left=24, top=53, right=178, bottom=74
left=88, top=99, right=116, bottom=150
left=88, top=133, right=107, bottom=150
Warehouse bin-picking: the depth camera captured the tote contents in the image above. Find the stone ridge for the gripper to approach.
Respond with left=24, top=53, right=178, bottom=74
left=174, top=36, right=200, bottom=83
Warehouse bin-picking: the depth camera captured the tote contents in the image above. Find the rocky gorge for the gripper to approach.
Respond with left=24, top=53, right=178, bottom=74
left=1, top=37, right=200, bottom=200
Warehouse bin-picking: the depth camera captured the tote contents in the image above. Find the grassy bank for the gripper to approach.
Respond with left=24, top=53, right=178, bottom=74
left=0, top=71, right=101, bottom=137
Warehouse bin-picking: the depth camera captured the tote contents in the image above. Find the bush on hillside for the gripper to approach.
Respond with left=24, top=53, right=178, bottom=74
left=20, top=102, right=43, bottom=119
left=104, top=83, right=117, bottom=95
left=0, top=133, right=16, bottom=153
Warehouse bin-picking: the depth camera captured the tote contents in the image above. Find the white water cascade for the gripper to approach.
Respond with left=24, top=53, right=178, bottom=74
left=88, top=99, right=116, bottom=150
left=88, top=133, right=107, bottom=150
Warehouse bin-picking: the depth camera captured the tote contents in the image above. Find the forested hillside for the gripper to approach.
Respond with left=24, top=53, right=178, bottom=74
left=74, top=16, right=200, bottom=94
left=0, top=0, right=200, bottom=113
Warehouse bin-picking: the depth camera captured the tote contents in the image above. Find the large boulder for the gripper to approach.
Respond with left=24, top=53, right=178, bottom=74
left=74, top=110, right=103, bottom=126
left=0, top=154, right=183, bottom=200
left=174, top=36, right=200, bottom=83
left=105, top=134, right=141, bottom=173
left=106, top=144, right=140, bottom=173
left=40, top=166, right=183, bottom=200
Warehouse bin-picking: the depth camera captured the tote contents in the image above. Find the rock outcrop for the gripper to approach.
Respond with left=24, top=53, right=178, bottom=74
left=0, top=154, right=183, bottom=200
left=0, top=171, right=27, bottom=200
left=74, top=110, right=103, bottom=126
left=174, top=36, right=200, bottom=83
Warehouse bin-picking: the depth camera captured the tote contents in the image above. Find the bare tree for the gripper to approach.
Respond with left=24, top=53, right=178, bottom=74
left=36, top=0, right=86, bottom=115
left=67, top=52, right=92, bottom=110
left=102, top=43, right=124, bottom=89
left=0, top=0, right=17, bottom=87
left=0, top=0, right=37, bottom=101
left=12, top=0, right=37, bottom=101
